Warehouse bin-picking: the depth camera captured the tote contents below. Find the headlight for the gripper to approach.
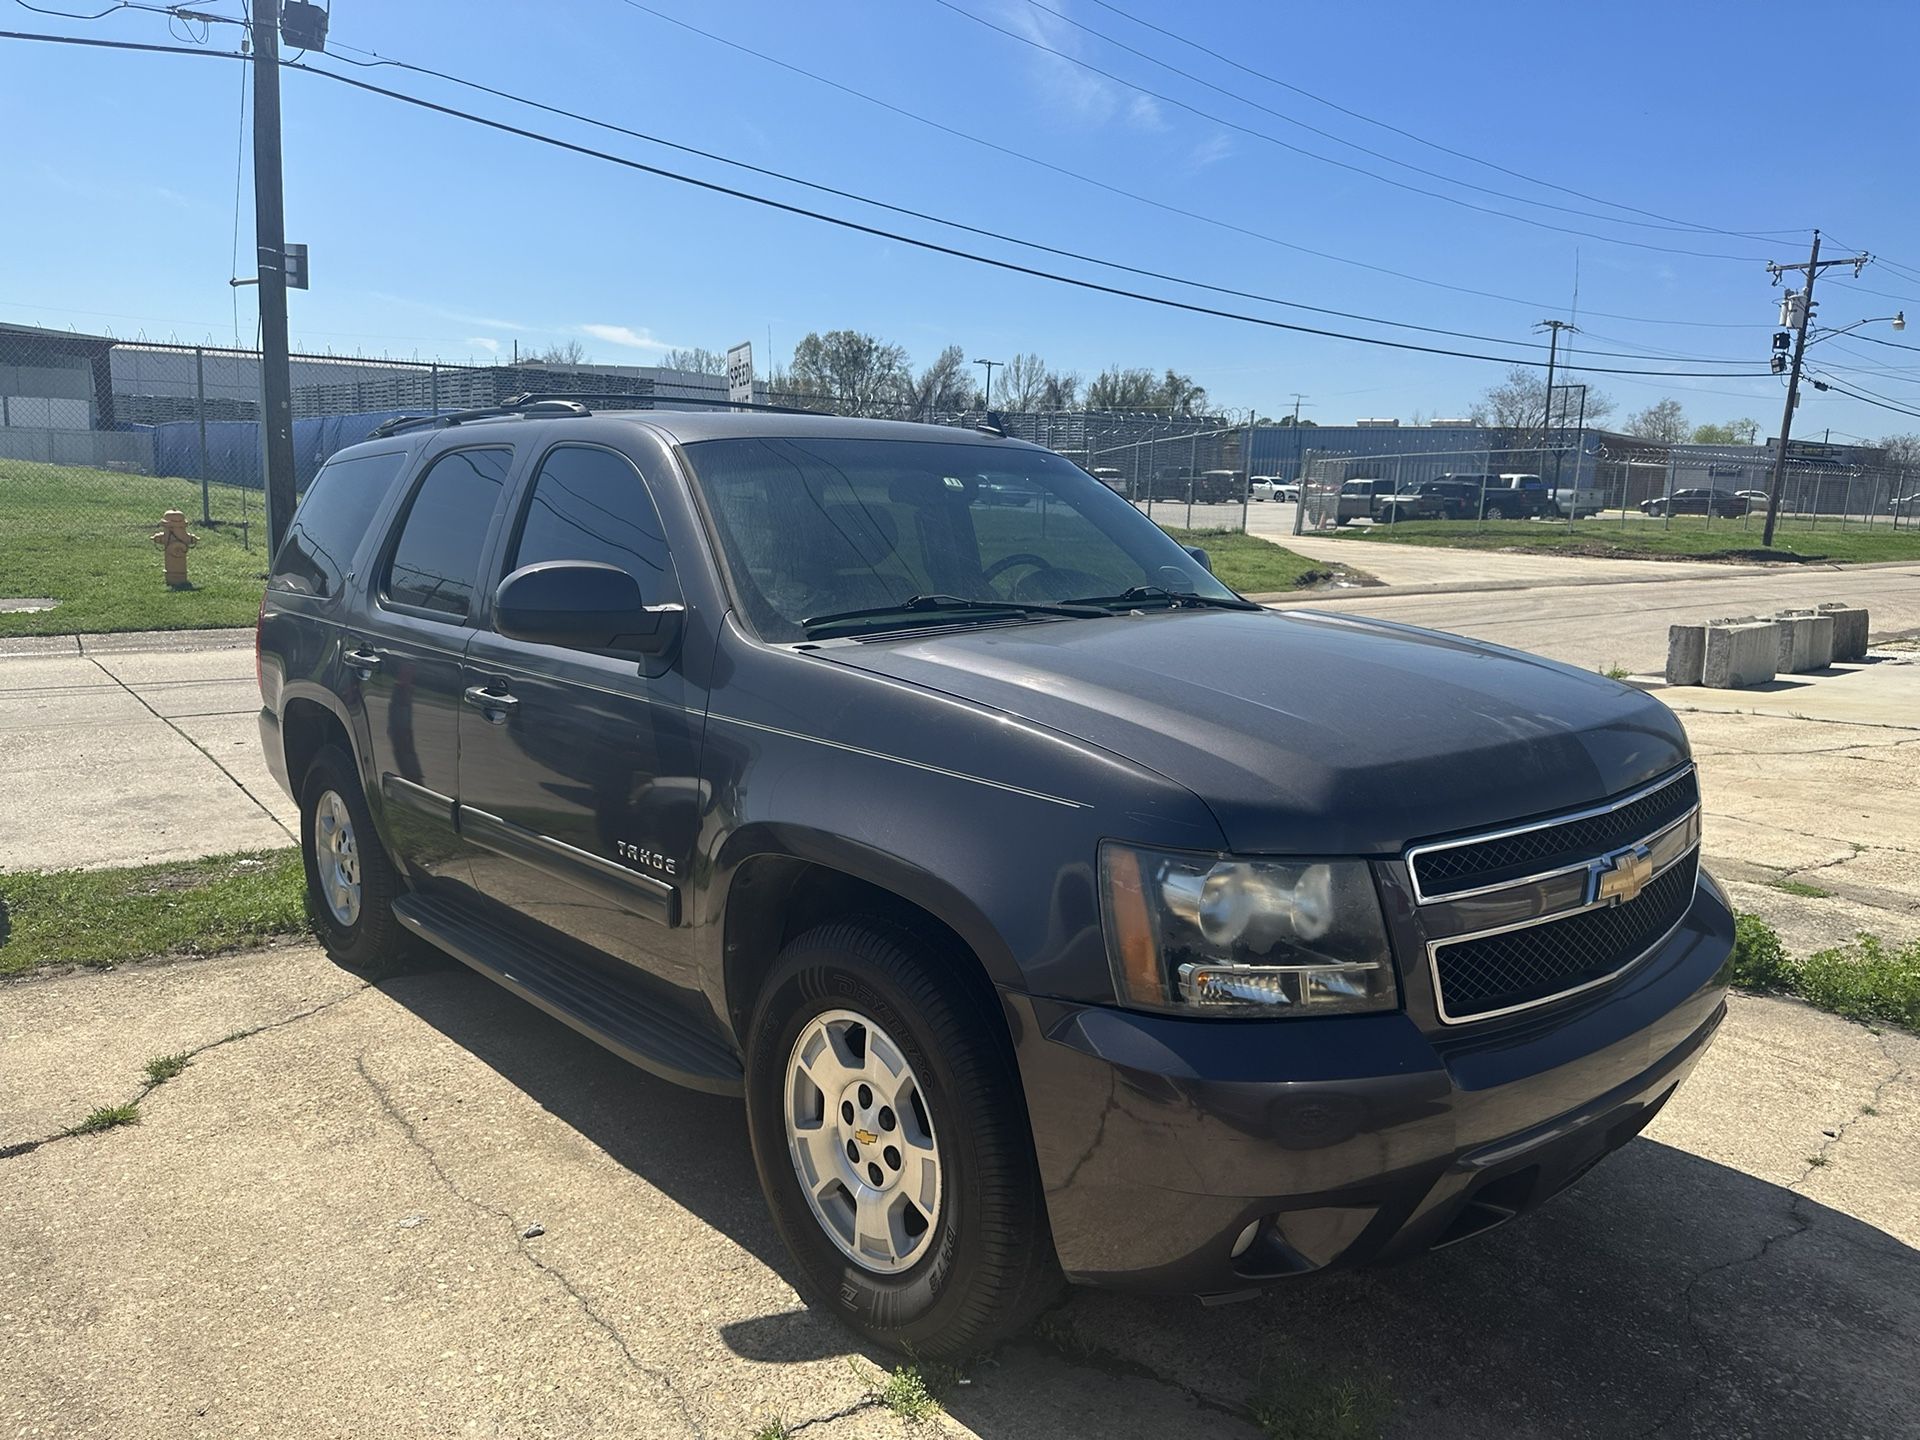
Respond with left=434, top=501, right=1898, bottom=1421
left=1099, top=842, right=1398, bottom=1017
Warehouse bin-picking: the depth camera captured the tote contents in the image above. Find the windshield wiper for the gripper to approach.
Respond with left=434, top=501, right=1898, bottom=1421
left=1065, top=585, right=1261, bottom=612
left=801, top=593, right=1108, bottom=634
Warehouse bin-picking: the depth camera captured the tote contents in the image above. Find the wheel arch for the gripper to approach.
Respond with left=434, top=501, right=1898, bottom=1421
left=717, top=830, right=1019, bottom=1044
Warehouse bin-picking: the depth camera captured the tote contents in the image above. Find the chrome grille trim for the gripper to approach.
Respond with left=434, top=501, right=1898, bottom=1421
left=1424, top=843, right=1700, bottom=1025
left=1404, top=765, right=1699, bottom=905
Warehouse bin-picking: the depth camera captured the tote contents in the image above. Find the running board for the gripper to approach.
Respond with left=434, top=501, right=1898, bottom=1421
left=392, top=892, right=743, bottom=1095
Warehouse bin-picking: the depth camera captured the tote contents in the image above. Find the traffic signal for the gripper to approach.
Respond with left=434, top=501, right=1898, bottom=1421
left=284, top=243, right=308, bottom=291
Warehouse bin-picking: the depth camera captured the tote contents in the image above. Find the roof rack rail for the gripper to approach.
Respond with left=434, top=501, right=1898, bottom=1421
left=498, top=390, right=825, bottom=417
left=367, top=396, right=589, bottom=439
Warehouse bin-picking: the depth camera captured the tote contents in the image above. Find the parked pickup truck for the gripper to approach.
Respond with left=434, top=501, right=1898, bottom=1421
left=257, top=404, right=1733, bottom=1358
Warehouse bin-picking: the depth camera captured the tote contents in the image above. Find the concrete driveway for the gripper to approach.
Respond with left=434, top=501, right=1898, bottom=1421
left=2, top=946, right=1914, bottom=1439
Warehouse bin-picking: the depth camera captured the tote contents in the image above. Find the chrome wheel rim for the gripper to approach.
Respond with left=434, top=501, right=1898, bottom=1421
left=315, top=788, right=362, bottom=928
left=784, top=1008, right=942, bottom=1274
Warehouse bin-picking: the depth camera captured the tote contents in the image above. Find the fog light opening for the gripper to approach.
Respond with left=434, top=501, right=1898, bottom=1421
left=1229, top=1220, right=1261, bottom=1259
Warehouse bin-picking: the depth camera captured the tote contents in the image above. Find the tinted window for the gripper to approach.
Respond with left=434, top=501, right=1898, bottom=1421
left=683, top=436, right=1236, bottom=642
left=384, top=447, right=511, bottom=617
left=270, top=449, right=406, bottom=597
left=509, top=445, right=678, bottom=602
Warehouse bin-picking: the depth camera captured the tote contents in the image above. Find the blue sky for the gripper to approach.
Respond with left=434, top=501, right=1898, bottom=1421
left=5, top=0, right=1919, bottom=440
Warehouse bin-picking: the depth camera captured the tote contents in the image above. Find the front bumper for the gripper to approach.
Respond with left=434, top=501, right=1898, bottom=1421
left=1006, top=875, right=1732, bottom=1295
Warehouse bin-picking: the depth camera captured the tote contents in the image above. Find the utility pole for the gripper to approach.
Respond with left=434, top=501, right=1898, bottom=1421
left=973, top=357, right=1000, bottom=410
left=1535, top=320, right=1576, bottom=456
left=251, top=0, right=296, bottom=555
left=1762, top=231, right=1870, bottom=546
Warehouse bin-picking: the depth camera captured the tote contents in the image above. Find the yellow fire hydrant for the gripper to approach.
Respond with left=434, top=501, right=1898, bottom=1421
left=152, top=509, right=198, bottom=589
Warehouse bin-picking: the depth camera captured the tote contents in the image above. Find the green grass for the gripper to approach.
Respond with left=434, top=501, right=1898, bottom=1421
left=1320, top=513, right=1920, bottom=565
left=65, top=1103, right=140, bottom=1135
left=867, top=1363, right=942, bottom=1422
left=1766, top=878, right=1834, bottom=899
left=0, top=849, right=308, bottom=977
left=1165, top=527, right=1345, bottom=593
left=0, top=459, right=270, bottom=635
left=1729, top=914, right=1920, bottom=1029
left=144, top=1052, right=190, bottom=1084
left=1249, top=1356, right=1393, bottom=1440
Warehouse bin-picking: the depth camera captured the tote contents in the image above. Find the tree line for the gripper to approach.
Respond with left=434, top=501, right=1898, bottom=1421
left=650, top=331, right=1213, bottom=418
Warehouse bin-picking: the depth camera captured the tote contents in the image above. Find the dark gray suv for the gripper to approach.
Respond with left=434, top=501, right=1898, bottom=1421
left=256, top=400, right=1733, bottom=1357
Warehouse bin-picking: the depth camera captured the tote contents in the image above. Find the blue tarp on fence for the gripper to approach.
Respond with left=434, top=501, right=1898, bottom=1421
left=140, top=409, right=446, bottom=491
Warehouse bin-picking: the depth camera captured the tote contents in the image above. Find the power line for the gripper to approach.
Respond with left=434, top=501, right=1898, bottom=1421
left=315, top=31, right=1759, bottom=367
left=1019, top=0, right=1786, bottom=242
left=604, top=1, right=1771, bottom=330
left=927, top=0, right=1773, bottom=262
left=1077, top=0, right=1808, bottom=246
left=0, top=26, right=1781, bottom=378
left=1806, top=371, right=1920, bottom=421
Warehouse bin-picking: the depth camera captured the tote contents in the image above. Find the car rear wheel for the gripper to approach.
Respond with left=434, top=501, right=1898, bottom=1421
left=1485, top=503, right=1507, bottom=521
left=744, top=918, right=1062, bottom=1357
left=300, top=744, right=411, bottom=974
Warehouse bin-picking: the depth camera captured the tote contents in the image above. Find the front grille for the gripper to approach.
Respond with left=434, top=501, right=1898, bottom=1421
left=1432, top=852, right=1698, bottom=1022
left=1411, top=769, right=1699, bottom=899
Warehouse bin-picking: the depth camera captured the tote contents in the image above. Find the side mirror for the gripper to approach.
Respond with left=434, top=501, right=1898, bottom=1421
left=494, top=561, right=682, bottom=656
left=1184, top=545, right=1212, bottom=573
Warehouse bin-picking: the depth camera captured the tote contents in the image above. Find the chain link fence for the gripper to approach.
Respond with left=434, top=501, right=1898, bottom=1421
left=1291, top=441, right=1920, bottom=539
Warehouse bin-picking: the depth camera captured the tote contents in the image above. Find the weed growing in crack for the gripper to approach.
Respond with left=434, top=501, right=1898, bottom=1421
left=1598, top=662, right=1632, bottom=681
left=1729, top=916, right=1920, bottom=1030
left=1861, top=1103, right=1880, bottom=1116
left=144, top=1053, right=189, bottom=1084
left=66, top=1103, right=140, bottom=1135
left=749, top=1419, right=790, bottom=1440
left=1806, top=1154, right=1830, bottom=1168
left=1249, top=1354, right=1393, bottom=1440
left=872, top=1363, right=941, bottom=1422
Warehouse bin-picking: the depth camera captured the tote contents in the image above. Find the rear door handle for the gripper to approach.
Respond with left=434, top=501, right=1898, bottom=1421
left=463, top=684, right=518, bottom=722
left=343, top=647, right=382, bottom=673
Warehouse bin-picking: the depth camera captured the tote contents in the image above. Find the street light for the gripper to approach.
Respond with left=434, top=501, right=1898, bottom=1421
left=973, top=357, right=1000, bottom=409
left=1806, top=312, right=1905, bottom=346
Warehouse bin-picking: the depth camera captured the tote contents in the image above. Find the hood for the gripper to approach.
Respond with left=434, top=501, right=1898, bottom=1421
left=818, top=608, right=1689, bottom=854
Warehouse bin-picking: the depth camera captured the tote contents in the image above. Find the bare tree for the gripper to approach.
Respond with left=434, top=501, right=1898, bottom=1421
left=1626, top=398, right=1691, bottom=445
left=660, top=346, right=727, bottom=375
left=532, top=339, right=589, bottom=366
left=781, top=330, right=910, bottom=416
left=1877, top=432, right=1920, bottom=469
left=1039, top=369, right=1080, bottom=409
left=998, top=353, right=1051, bottom=410
left=1085, top=366, right=1159, bottom=411
left=1468, top=364, right=1614, bottom=437
left=906, top=345, right=972, bottom=417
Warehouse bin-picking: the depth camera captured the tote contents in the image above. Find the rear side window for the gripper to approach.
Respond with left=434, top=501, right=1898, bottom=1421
left=270, top=450, right=406, bottom=597
left=508, top=445, right=679, bottom=602
left=383, top=447, right=511, bottom=618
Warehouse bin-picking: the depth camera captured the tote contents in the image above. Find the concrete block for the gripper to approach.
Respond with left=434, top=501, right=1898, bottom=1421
left=1772, top=614, right=1815, bottom=674
left=1816, top=603, right=1870, bottom=661
left=1805, top=614, right=1835, bottom=669
left=1703, top=622, right=1777, bottom=688
left=1778, top=610, right=1836, bottom=670
left=1666, top=624, right=1706, bottom=685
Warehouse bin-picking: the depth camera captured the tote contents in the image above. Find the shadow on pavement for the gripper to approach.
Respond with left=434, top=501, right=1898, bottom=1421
left=384, top=966, right=1919, bottom=1440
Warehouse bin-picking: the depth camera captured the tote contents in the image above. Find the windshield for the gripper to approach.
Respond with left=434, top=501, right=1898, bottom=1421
left=682, top=436, right=1241, bottom=641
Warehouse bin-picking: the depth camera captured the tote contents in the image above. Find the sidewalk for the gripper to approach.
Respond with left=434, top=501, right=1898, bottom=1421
left=0, top=628, right=294, bottom=871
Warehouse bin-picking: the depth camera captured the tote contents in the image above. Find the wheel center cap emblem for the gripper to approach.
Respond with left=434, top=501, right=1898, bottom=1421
left=853, top=1127, right=878, bottom=1146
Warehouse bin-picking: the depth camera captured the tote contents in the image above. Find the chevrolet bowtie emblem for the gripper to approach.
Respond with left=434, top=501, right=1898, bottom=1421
left=1593, top=843, right=1655, bottom=905
left=853, top=1128, right=878, bottom=1146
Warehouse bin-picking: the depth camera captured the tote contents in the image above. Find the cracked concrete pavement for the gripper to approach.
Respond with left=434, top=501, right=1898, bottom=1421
left=2, top=945, right=1915, bottom=1439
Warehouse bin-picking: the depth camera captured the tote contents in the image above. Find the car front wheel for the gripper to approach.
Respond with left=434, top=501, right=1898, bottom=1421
left=1485, top=504, right=1507, bottom=521
left=744, top=919, right=1061, bottom=1357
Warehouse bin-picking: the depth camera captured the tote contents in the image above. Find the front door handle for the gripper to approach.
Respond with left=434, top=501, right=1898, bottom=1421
left=343, top=647, right=382, bottom=673
left=463, top=684, right=518, bottom=723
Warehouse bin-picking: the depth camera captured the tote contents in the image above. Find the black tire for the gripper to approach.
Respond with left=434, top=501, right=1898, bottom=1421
left=299, top=743, right=412, bottom=975
left=744, top=918, right=1062, bottom=1358
left=1485, top=503, right=1507, bottom=521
